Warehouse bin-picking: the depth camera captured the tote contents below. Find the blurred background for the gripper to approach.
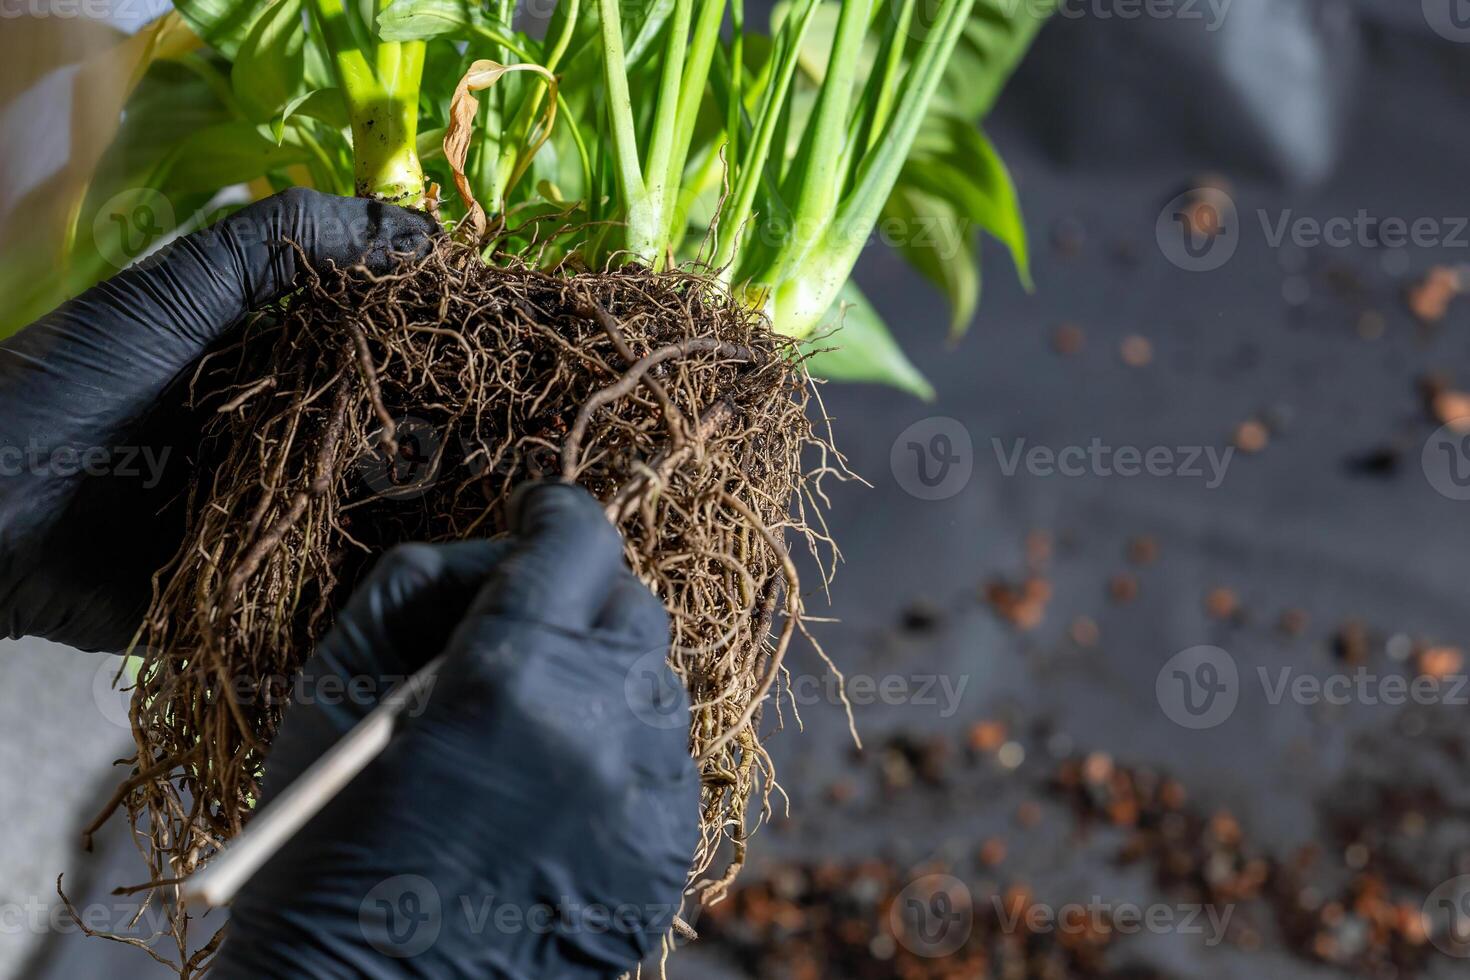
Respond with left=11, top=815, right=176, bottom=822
left=7, top=0, right=1470, bottom=977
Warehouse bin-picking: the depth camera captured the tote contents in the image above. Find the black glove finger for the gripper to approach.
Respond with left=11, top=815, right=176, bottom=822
left=593, top=572, right=700, bottom=783
left=228, top=187, right=439, bottom=311
left=313, top=196, right=441, bottom=274
left=262, top=539, right=509, bottom=800
left=471, top=481, right=626, bottom=627
left=0, top=190, right=440, bottom=455
left=595, top=567, right=670, bottom=643
left=312, top=538, right=512, bottom=677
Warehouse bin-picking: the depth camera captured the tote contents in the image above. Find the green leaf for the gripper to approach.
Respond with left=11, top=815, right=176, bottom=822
left=765, top=0, right=975, bottom=338
left=111, top=56, right=240, bottom=163
left=286, top=86, right=351, bottom=130
left=557, top=0, right=676, bottom=94
left=303, top=25, right=336, bottom=88
left=893, top=116, right=1034, bottom=290
left=935, top=0, right=1055, bottom=121
left=417, top=125, right=447, bottom=162
left=803, top=280, right=934, bottom=400
left=165, top=122, right=313, bottom=194
left=377, top=0, right=486, bottom=41
left=376, top=0, right=542, bottom=68
left=271, top=89, right=318, bottom=142
left=175, top=0, right=274, bottom=58
left=232, top=0, right=307, bottom=122
left=883, top=182, right=979, bottom=337
left=772, top=0, right=841, bottom=79
left=624, top=0, right=678, bottom=65
left=903, top=116, right=1030, bottom=291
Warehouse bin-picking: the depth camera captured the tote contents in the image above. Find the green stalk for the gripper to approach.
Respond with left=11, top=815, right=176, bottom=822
left=475, top=0, right=511, bottom=210
left=853, top=0, right=915, bottom=159
left=493, top=0, right=577, bottom=209
left=727, top=0, right=744, bottom=164
left=710, top=0, right=819, bottom=276
left=349, top=52, right=426, bottom=205
left=543, top=0, right=578, bottom=72
left=293, top=122, right=352, bottom=196
left=307, top=0, right=426, bottom=205
left=658, top=0, right=726, bottom=245
left=772, top=0, right=977, bottom=337
left=828, top=0, right=912, bottom=199
left=632, top=0, right=692, bottom=265
left=761, top=0, right=873, bottom=285
left=470, top=23, right=536, bottom=57
left=597, top=0, right=652, bottom=258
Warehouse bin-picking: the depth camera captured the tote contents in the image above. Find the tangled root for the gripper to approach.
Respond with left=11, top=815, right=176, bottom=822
left=89, top=240, right=852, bottom=972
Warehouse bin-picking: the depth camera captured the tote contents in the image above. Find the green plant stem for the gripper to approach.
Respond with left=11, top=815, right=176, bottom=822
left=711, top=0, right=819, bottom=275
left=831, top=0, right=913, bottom=194
left=727, top=0, right=744, bottom=163
left=856, top=0, right=915, bottom=158
left=543, top=0, right=578, bottom=72
left=293, top=122, right=351, bottom=195
left=598, top=0, right=653, bottom=261
left=558, top=92, right=595, bottom=203
left=772, top=0, right=977, bottom=338
left=658, top=0, right=725, bottom=245
left=307, top=0, right=426, bottom=205
left=762, top=0, right=873, bottom=284
left=494, top=0, right=579, bottom=205
left=634, top=0, right=693, bottom=265
left=471, top=24, right=536, bottom=59
left=476, top=0, right=511, bottom=209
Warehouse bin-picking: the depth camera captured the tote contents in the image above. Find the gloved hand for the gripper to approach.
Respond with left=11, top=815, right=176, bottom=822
left=212, top=483, right=700, bottom=980
left=0, top=187, right=438, bottom=652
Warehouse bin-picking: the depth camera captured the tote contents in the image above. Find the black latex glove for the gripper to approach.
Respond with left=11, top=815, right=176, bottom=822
left=0, top=187, right=437, bottom=652
left=212, top=483, right=700, bottom=980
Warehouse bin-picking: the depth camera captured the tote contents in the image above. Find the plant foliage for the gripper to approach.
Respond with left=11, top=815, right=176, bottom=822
left=0, top=0, right=1054, bottom=393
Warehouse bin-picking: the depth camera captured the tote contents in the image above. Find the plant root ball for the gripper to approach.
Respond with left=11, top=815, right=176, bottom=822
left=108, top=240, right=847, bottom=967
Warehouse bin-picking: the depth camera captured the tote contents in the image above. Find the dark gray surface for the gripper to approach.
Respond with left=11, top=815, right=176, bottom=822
left=680, top=5, right=1470, bottom=977
left=0, top=642, right=137, bottom=978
